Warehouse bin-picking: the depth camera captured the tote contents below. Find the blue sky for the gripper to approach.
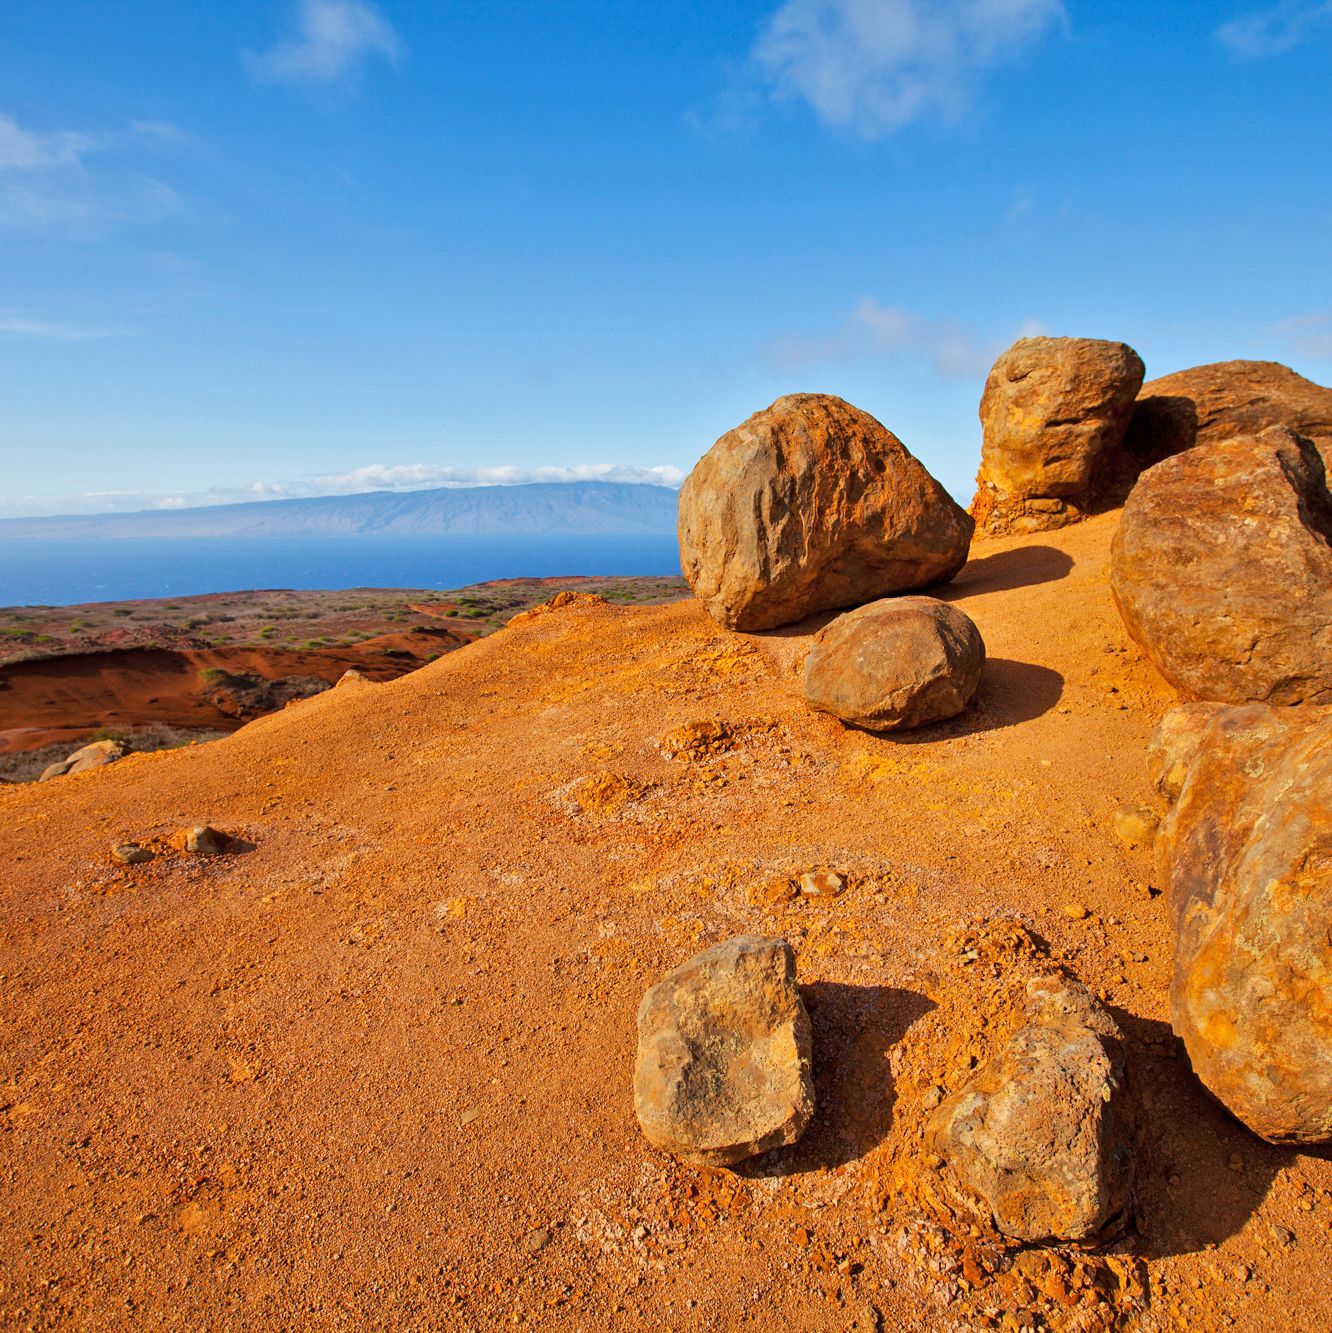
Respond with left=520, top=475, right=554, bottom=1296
left=2, top=0, right=1330, bottom=516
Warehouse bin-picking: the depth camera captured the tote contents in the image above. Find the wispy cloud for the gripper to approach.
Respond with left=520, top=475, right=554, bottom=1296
left=1215, top=1, right=1332, bottom=57
left=0, top=312, right=130, bottom=341
left=0, top=464, right=685, bottom=520
left=0, top=111, right=182, bottom=238
left=764, top=298, right=1043, bottom=378
left=246, top=0, right=404, bottom=88
left=750, top=0, right=1067, bottom=137
left=1272, top=312, right=1332, bottom=359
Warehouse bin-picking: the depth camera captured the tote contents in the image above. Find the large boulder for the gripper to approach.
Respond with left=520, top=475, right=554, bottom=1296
left=802, top=596, right=984, bottom=731
left=677, top=395, right=972, bottom=632
left=970, top=336, right=1144, bottom=535
left=633, top=935, right=814, bottom=1166
left=1111, top=426, right=1332, bottom=704
left=926, top=972, right=1134, bottom=1243
left=1156, top=703, right=1332, bottom=1143
left=39, top=738, right=128, bottom=782
left=1125, top=360, right=1332, bottom=468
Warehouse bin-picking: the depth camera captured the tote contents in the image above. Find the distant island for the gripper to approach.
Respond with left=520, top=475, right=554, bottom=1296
left=0, top=480, right=680, bottom=540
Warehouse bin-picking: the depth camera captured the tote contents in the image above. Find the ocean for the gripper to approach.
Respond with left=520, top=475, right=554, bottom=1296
left=0, top=534, right=684, bottom=607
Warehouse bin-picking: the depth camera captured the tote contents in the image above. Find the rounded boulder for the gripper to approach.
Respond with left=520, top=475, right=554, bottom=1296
left=802, top=596, right=984, bottom=731
left=1111, top=425, right=1332, bottom=705
left=677, top=395, right=973, bottom=632
left=634, top=935, right=814, bottom=1167
left=971, top=336, right=1144, bottom=534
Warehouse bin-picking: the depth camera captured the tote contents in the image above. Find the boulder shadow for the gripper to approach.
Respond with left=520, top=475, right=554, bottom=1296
left=941, top=545, right=1075, bottom=599
left=736, top=982, right=934, bottom=1179
left=862, top=658, right=1065, bottom=745
left=1112, top=1009, right=1332, bottom=1259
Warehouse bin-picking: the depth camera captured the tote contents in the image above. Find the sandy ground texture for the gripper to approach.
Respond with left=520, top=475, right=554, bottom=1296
left=2, top=512, right=1330, bottom=1331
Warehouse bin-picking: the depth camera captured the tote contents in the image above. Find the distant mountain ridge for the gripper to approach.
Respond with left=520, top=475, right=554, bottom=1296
left=0, top=481, right=681, bottom=539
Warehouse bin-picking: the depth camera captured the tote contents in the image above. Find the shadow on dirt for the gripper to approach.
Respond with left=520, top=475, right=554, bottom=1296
left=1114, top=1008, right=1332, bottom=1258
left=943, top=545, right=1076, bottom=598
left=855, top=658, right=1065, bottom=746
left=738, top=982, right=934, bottom=1179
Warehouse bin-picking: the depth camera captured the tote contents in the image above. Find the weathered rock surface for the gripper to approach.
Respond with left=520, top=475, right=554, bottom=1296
left=634, top=935, right=814, bottom=1166
left=970, top=337, right=1144, bottom=534
left=802, top=596, right=984, bottom=731
left=39, top=738, right=128, bottom=781
left=1146, top=702, right=1227, bottom=802
left=1126, top=360, right=1332, bottom=467
left=678, top=395, right=973, bottom=632
left=111, top=842, right=154, bottom=865
left=1156, top=703, right=1332, bottom=1143
left=1111, top=426, right=1332, bottom=704
left=926, top=972, right=1133, bottom=1243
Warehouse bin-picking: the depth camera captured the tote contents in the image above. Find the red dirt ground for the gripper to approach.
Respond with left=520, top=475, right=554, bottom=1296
left=2, top=514, right=1329, bottom=1330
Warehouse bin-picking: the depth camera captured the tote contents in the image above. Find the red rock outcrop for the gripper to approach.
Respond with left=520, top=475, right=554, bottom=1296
left=802, top=596, right=984, bottom=731
left=678, top=395, right=972, bottom=632
left=1111, top=426, right=1332, bottom=705
left=1156, top=703, right=1332, bottom=1143
left=970, top=337, right=1144, bottom=535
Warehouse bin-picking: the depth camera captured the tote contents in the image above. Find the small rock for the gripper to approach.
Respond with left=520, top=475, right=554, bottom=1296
left=335, top=668, right=370, bottom=687
left=922, top=1085, right=945, bottom=1110
left=927, top=973, right=1134, bottom=1243
left=112, top=843, right=154, bottom=866
left=1113, top=805, right=1158, bottom=849
left=524, top=1228, right=551, bottom=1255
left=1271, top=1224, right=1295, bottom=1247
left=798, top=870, right=844, bottom=899
left=1227, top=1153, right=1245, bottom=1172
left=634, top=934, right=814, bottom=1166
left=184, top=826, right=231, bottom=856
left=39, top=738, right=128, bottom=782
left=803, top=596, right=985, bottom=731
left=1063, top=903, right=1090, bottom=920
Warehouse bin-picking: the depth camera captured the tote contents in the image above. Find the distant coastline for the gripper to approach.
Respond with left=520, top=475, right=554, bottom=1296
left=0, top=479, right=680, bottom=540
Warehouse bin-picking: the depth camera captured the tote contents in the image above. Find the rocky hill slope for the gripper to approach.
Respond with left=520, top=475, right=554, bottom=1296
left=2, top=514, right=1329, bottom=1330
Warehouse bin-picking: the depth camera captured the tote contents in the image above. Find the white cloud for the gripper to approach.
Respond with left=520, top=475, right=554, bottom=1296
left=0, top=111, right=181, bottom=237
left=764, top=297, right=1044, bottom=377
left=0, top=115, right=94, bottom=171
left=0, top=312, right=129, bottom=341
left=0, top=464, right=685, bottom=520
left=246, top=0, right=404, bottom=87
left=1273, top=313, right=1332, bottom=360
left=751, top=0, right=1067, bottom=136
left=1215, top=1, right=1332, bottom=57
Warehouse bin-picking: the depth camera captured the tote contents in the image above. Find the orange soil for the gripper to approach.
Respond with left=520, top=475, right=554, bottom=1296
left=2, top=512, right=1330, bottom=1330
left=0, top=635, right=464, bottom=753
